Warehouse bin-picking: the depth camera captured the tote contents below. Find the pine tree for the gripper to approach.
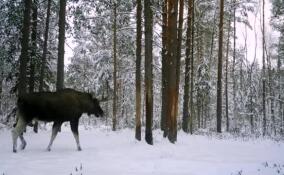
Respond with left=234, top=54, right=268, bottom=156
left=225, top=8, right=232, bottom=132
left=262, top=0, right=267, bottom=136
left=57, top=0, right=67, bottom=91
left=39, top=0, right=51, bottom=92
left=144, top=0, right=153, bottom=145
left=18, top=0, right=32, bottom=96
left=29, top=0, right=38, bottom=93
left=182, top=0, right=193, bottom=133
left=165, top=0, right=178, bottom=143
left=189, top=0, right=195, bottom=134
left=112, top=2, right=117, bottom=131
left=161, top=0, right=168, bottom=135
left=216, top=0, right=225, bottom=133
left=173, top=0, right=184, bottom=138
left=135, top=0, right=142, bottom=141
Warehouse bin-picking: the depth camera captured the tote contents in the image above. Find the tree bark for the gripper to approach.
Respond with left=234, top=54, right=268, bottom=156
left=209, top=9, right=217, bottom=68
left=56, top=0, right=66, bottom=91
left=144, top=0, right=153, bottom=145
left=232, top=0, right=237, bottom=125
left=196, top=20, right=203, bottom=129
left=249, top=63, right=254, bottom=133
left=268, top=50, right=275, bottom=135
left=135, top=0, right=142, bottom=141
left=31, top=0, right=38, bottom=133
left=161, top=0, right=168, bottom=135
left=277, top=40, right=283, bottom=135
left=262, top=0, right=266, bottom=136
left=29, top=0, right=38, bottom=93
left=176, top=0, right=184, bottom=96
left=225, top=14, right=231, bottom=132
left=165, top=0, right=178, bottom=143
left=216, top=0, right=224, bottom=133
left=172, top=0, right=184, bottom=139
left=39, top=0, right=51, bottom=92
left=112, top=3, right=117, bottom=131
left=189, top=0, right=195, bottom=134
left=182, top=0, right=192, bottom=133
left=18, top=0, right=32, bottom=96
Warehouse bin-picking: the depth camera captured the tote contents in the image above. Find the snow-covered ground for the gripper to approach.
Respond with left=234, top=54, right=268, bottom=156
left=0, top=126, right=284, bottom=175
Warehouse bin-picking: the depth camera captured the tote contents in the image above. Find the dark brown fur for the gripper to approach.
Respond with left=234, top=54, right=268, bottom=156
left=18, top=88, right=103, bottom=123
left=12, top=88, right=103, bottom=152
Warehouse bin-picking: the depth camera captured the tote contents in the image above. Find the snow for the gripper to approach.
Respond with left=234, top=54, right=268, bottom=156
left=0, top=126, right=284, bottom=175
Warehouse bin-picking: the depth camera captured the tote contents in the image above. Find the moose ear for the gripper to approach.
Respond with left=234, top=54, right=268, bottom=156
left=90, top=92, right=96, bottom=100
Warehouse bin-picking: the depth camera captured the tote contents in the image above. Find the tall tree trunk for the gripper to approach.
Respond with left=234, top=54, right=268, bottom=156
left=232, top=0, right=237, bottom=125
left=277, top=40, right=283, bottom=135
left=30, top=0, right=38, bottom=133
left=243, top=16, right=248, bottom=132
left=56, top=0, right=66, bottom=91
left=249, top=63, right=254, bottom=133
left=225, top=15, right=231, bottom=132
left=268, top=53, right=275, bottom=135
left=196, top=21, right=203, bottom=129
left=165, top=0, right=178, bottom=143
left=196, top=24, right=200, bottom=129
left=105, top=81, right=109, bottom=125
left=176, top=0, right=184, bottom=106
left=39, top=0, right=51, bottom=92
left=29, top=0, right=38, bottom=93
left=172, top=0, right=184, bottom=139
left=18, top=0, right=32, bottom=96
left=182, top=0, right=192, bottom=133
left=205, top=3, right=214, bottom=129
left=56, top=0, right=66, bottom=133
left=161, top=0, right=168, bottom=134
left=216, top=0, right=224, bottom=133
left=209, top=9, right=217, bottom=67
left=112, top=3, right=117, bottom=131
left=189, top=0, right=195, bottom=134
left=135, top=0, right=142, bottom=141
left=262, top=0, right=266, bottom=136
left=279, top=73, right=284, bottom=136
left=144, top=0, right=153, bottom=145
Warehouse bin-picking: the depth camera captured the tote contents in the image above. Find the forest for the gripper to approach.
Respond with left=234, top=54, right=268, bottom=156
left=1, top=0, right=284, bottom=174
left=1, top=0, right=283, bottom=141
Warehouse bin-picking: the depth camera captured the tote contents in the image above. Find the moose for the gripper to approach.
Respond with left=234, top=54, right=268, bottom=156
left=12, top=88, right=104, bottom=153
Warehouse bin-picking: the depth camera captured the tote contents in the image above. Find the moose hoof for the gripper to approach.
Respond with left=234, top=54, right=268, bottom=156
left=77, top=147, right=82, bottom=151
left=46, top=147, right=51, bottom=152
left=13, top=149, right=17, bottom=153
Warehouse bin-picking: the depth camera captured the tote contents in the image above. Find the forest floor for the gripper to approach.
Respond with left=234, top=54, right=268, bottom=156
left=0, top=125, right=284, bottom=175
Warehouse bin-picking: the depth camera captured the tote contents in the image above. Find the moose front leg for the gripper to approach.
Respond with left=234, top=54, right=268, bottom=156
left=70, top=119, right=82, bottom=151
left=12, top=112, right=27, bottom=153
left=47, top=122, right=62, bottom=151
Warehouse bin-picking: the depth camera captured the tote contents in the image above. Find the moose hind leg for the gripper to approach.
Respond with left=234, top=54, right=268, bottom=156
left=12, top=113, right=27, bottom=153
left=19, top=133, right=27, bottom=150
left=70, top=120, right=82, bottom=151
left=46, top=122, right=62, bottom=151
